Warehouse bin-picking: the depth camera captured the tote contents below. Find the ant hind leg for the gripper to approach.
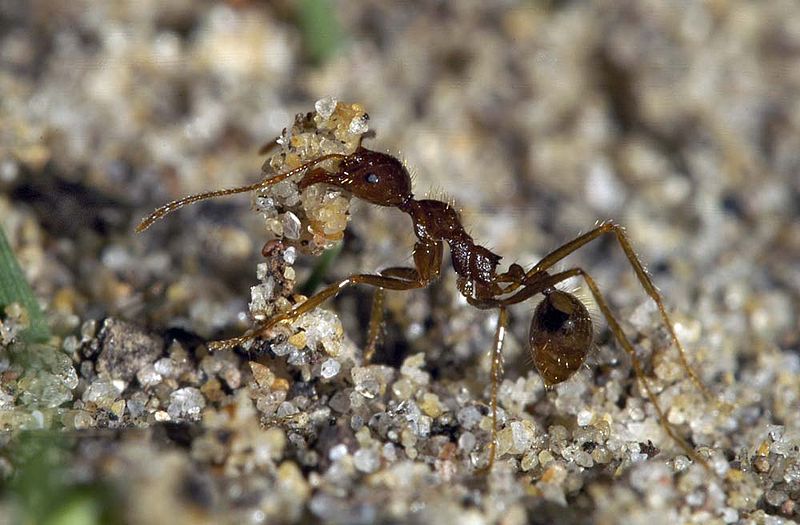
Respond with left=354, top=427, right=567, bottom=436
left=522, top=222, right=713, bottom=402
left=559, top=267, right=712, bottom=471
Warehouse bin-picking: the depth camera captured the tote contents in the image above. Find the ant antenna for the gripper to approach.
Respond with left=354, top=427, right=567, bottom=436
left=135, top=153, right=347, bottom=233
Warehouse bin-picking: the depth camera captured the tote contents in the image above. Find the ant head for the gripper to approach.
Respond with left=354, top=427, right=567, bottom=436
left=299, top=148, right=413, bottom=207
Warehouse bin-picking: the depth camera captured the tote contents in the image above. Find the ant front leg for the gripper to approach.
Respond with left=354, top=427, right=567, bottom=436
left=365, top=287, right=386, bottom=364
left=208, top=272, right=429, bottom=351
left=364, top=243, right=443, bottom=363
left=210, top=241, right=443, bottom=353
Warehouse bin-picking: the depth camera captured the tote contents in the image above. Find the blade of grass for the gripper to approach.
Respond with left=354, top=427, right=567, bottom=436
left=8, top=432, right=122, bottom=525
left=300, top=241, right=343, bottom=296
left=297, top=0, right=344, bottom=66
left=0, top=226, right=49, bottom=343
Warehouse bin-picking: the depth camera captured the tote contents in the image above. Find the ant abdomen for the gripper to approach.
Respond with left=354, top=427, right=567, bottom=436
left=529, top=289, right=593, bottom=386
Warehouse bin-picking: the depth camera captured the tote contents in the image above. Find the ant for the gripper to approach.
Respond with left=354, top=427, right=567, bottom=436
left=138, top=142, right=717, bottom=472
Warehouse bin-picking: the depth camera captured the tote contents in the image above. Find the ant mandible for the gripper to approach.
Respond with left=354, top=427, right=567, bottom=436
left=137, top=142, right=716, bottom=472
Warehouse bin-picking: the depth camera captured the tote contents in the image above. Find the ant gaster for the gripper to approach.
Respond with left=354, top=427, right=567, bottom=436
left=138, top=144, right=716, bottom=472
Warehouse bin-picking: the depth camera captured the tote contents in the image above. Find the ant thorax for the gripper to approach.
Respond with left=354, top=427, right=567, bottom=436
left=404, top=199, right=501, bottom=287
left=254, top=98, right=369, bottom=256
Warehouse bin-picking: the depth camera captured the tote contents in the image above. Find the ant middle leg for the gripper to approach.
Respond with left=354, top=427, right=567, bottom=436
left=478, top=306, right=508, bottom=474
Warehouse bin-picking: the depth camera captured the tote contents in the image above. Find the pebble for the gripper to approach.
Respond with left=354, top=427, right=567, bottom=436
left=82, top=379, right=121, bottom=409
left=353, top=448, right=380, bottom=473
left=320, top=358, right=341, bottom=379
left=136, top=364, right=162, bottom=387
left=95, top=319, right=163, bottom=382
left=315, top=96, right=338, bottom=119
left=168, top=387, right=206, bottom=420
left=329, top=443, right=348, bottom=462
left=458, top=431, right=476, bottom=453
left=419, top=393, right=443, bottom=418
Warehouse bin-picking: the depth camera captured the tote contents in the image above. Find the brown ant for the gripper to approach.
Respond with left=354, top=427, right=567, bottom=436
left=138, top=144, right=717, bottom=472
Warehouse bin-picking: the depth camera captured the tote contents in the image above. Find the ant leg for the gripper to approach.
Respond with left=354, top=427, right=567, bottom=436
left=210, top=242, right=443, bottom=352
left=364, top=267, right=420, bottom=363
left=533, top=267, right=712, bottom=471
left=365, top=288, right=385, bottom=364
left=478, top=306, right=508, bottom=474
left=517, top=222, right=713, bottom=402
left=496, top=263, right=526, bottom=285
left=209, top=272, right=431, bottom=351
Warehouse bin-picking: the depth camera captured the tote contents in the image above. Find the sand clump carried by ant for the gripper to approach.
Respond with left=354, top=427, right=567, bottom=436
left=137, top=99, right=370, bottom=362
left=246, top=99, right=371, bottom=362
left=255, top=97, right=368, bottom=256
left=247, top=99, right=367, bottom=327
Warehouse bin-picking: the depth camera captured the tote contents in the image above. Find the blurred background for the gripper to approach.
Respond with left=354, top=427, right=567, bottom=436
left=1, top=1, right=799, bottom=524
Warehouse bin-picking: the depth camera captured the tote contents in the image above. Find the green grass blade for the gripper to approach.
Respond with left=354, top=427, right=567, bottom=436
left=300, top=241, right=344, bottom=296
left=298, top=0, right=344, bottom=65
left=0, top=226, right=49, bottom=343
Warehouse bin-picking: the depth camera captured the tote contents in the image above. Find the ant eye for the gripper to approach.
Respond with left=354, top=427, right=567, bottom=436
left=365, top=172, right=379, bottom=184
